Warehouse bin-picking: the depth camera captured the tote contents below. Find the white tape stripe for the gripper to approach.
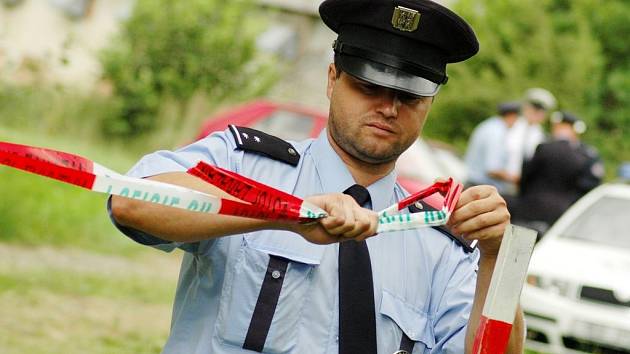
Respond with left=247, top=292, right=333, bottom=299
left=481, top=225, right=536, bottom=322
left=378, top=204, right=399, bottom=217
left=92, top=172, right=222, bottom=214
left=376, top=210, right=451, bottom=233
left=299, top=201, right=327, bottom=218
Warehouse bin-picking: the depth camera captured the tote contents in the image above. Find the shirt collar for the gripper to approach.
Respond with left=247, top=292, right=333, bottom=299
left=310, top=129, right=398, bottom=212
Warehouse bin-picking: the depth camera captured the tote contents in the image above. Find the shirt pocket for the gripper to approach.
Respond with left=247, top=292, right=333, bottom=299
left=215, top=232, right=323, bottom=353
left=380, top=289, right=436, bottom=353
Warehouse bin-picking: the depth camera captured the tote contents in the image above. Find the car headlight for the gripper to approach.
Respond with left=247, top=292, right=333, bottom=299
left=526, top=274, right=572, bottom=297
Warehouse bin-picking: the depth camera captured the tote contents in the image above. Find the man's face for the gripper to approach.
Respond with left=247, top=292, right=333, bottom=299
left=325, top=64, right=433, bottom=164
left=552, top=122, right=578, bottom=141
left=523, top=104, right=546, bottom=125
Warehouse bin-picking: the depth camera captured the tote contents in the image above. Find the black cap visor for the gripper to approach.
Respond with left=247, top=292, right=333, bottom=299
left=337, top=54, right=441, bottom=97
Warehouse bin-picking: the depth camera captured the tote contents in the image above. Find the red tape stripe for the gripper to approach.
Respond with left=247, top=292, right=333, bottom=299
left=219, top=198, right=304, bottom=222
left=395, top=178, right=455, bottom=211
left=445, top=182, right=462, bottom=213
left=472, top=315, right=513, bottom=354
left=0, top=142, right=95, bottom=189
left=188, top=162, right=306, bottom=221
left=189, top=162, right=303, bottom=205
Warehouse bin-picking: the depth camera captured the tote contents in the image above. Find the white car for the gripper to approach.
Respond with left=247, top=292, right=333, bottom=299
left=522, top=183, right=630, bottom=354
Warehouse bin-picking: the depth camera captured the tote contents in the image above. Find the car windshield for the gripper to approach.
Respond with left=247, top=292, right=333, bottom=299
left=560, top=196, right=630, bottom=249
left=251, top=110, right=315, bottom=141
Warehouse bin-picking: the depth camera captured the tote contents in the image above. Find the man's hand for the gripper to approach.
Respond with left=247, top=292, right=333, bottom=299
left=288, top=193, right=378, bottom=245
left=447, top=185, right=510, bottom=257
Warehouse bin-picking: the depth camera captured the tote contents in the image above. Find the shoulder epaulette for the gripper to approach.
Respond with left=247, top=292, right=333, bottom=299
left=408, top=202, right=476, bottom=253
left=228, top=125, right=300, bottom=166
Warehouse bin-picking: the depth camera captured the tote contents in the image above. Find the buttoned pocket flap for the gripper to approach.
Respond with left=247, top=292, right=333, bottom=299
left=245, top=230, right=325, bottom=265
left=217, top=232, right=319, bottom=353
left=380, top=289, right=436, bottom=349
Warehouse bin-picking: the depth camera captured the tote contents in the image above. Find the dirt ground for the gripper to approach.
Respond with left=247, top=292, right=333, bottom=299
left=0, top=244, right=182, bottom=354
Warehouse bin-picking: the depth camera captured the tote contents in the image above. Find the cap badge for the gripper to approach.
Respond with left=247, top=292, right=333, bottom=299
left=392, top=6, right=420, bottom=32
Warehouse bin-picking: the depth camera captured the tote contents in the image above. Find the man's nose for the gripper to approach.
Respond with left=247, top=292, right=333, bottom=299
left=376, top=91, right=400, bottom=118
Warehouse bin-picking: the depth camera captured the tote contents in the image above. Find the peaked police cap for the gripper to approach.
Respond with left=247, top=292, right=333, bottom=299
left=320, top=0, right=479, bottom=96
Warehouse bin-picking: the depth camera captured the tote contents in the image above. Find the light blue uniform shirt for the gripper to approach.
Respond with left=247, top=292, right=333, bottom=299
left=465, top=116, right=510, bottom=192
left=111, top=128, right=479, bottom=354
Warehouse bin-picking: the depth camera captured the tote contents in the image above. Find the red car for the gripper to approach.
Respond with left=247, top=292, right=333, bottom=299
left=197, top=100, right=467, bottom=207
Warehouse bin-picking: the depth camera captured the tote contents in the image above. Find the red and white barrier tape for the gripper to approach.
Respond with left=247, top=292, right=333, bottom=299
left=0, top=141, right=324, bottom=222
left=377, top=178, right=462, bottom=232
left=187, top=161, right=326, bottom=221
left=0, top=141, right=462, bottom=231
left=472, top=225, right=537, bottom=354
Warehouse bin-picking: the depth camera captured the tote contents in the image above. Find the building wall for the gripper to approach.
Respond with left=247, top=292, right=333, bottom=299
left=258, top=0, right=450, bottom=111
left=259, top=6, right=335, bottom=111
left=0, top=0, right=450, bottom=112
left=0, top=0, right=133, bottom=87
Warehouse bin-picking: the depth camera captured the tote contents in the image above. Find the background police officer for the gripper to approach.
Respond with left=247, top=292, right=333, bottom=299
left=465, top=101, right=522, bottom=194
left=508, top=111, right=604, bottom=231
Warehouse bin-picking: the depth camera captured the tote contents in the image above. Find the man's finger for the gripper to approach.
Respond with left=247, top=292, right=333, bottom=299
left=327, top=195, right=360, bottom=235
left=456, top=185, right=495, bottom=207
left=341, top=208, right=373, bottom=239
left=451, top=210, right=509, bottom=235
left=449, top=197, right=499, bottom=226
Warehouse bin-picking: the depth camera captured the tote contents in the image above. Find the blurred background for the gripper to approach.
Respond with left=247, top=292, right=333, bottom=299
left=0, top=0, right=628, bottom=353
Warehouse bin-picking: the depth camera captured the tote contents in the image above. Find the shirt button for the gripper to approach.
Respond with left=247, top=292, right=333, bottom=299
left=287, top=147, right=297, bottom=156
left=335, top=335, right=339, bottom=342
left=271, top=270, right=281, bottom=279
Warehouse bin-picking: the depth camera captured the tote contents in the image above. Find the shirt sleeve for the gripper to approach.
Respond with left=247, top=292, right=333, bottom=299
left=483, top=125, right=507, bottom=173
left=431, top=245, right=480, bottom=353
left=107, top=130, right=240, bottom=253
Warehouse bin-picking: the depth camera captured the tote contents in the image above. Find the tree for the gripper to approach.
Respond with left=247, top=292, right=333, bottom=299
left=425, top=0, right=603, bottom=149
left=100, top=0, right=276, bottom=137
left=577, top=0, right=630, bottom=176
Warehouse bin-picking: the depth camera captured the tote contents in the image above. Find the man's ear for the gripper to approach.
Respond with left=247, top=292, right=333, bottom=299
left=326, top=63, right=337, bottom=100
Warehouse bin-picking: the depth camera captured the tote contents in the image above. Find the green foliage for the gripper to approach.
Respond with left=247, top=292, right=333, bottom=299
left=100, top=0, right=277, bottom=137
left=579, top=0, right=630, bottom=177
left=422, top=0, right=630, bottom=178
left=0, top=83, right=115, bottom=139
left=426, top=0, right=603, bottom=148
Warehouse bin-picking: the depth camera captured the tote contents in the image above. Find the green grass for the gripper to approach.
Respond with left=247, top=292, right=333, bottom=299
left=0, top=269, right=174, bottom=305
left=0, top=127, right=150, bottom=256
left=0, top=126, right=182, bottom=353
left=0, top=243, right=180, bottom=354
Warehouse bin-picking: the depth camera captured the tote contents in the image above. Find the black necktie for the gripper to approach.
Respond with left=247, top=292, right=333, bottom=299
left=339, top=184, right=377, bottom=354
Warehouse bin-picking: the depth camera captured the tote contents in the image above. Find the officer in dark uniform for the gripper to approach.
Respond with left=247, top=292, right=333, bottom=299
left=508, top=111, right=604, bottom=229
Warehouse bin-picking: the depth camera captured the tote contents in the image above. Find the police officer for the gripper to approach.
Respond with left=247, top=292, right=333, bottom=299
left=109, top=1, right=522, bottom=353
left=508, top=111, right=604, bottom=228
left=505, top=88, right=557, bottom=181
left=465, top=101, right=521, bottom=194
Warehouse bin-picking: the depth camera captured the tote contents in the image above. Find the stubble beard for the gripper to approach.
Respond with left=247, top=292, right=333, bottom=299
left=328, top=112, right=410, bottom=165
